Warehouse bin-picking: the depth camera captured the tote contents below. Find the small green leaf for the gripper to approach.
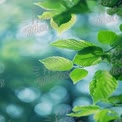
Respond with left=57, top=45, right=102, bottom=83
left=51, top=39, right=94, bottom=50
left=69, top=68, right=88, bottom=84
left=68, top=105, right=100, bottom=117
left=94, top=109, right=119, bottom=122
left=98, top=30, right=117, bottom=45
left=73, top=46, right=103, bottom=66
left=50, top=14, right=76, bottom=33
left=39, top=56, right=73, bottom=71
left=53, top=12, right=72, bottom=26
left=90, top=70, right=118, bottom=103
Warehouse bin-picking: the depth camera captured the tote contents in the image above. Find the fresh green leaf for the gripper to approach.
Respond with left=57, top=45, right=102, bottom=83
left=68, top=105, right=100, bottom=117
left=53, top=12, right=72, bottom=26
left=70, top=0, right=89, bottom=13
left=73, top=46, right=103, bottom=66
left=98, top=30, right=117, bottom=45
left=90, top=70, right=118, bottom=103
left=108, top=95, right=122, bottom=104
left=50, top=14, right=76, bottom=33
left=94, top=109, right=119, bottom=122
left=69, top=68, right=88, bottom=84
left=51, top=39, right=94, bottom=50
left=39, top=56, right=73, bottom=71
left=34, top=0, right=66, bottom=11
left=38, top=11, right=59, bottom=19
left=36, top=0, right=89, bottom=28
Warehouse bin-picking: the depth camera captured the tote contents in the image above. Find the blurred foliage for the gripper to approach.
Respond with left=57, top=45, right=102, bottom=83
left=0, top=0, right=122, bottom=122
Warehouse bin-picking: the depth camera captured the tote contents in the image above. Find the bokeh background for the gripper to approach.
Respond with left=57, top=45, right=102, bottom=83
left=0, top=0, right=122, bottom=122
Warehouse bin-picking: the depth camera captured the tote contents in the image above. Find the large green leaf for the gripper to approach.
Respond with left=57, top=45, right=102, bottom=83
left=39, top=56, right=73, bottom=71
left=98, top=30, right=117, bottom=45
left=90, top=70, right=118, bottom=103
left=94, top=109, right=119, bottom=122
left=69, top=68, right=88, bottom=84
left=51, top=39, right=94, bottom=50
left=68, top=105, right=100, bottom=117
left=73, top=46, right=103, bottom=66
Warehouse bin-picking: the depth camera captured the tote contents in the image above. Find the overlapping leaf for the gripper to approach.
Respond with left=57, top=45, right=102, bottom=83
left=51, top=39, right=94, bottom=50
left=73, top=46, right=103, bottom=66
left=108, top=95, right=122, bottom=104
left=90, top=70, right=118, bottom=103
left=94, top=109, right=119, bottom=122
left=68, top=105, right=100, bottom=117
left=35, top=0, right=89, bottom=31
left=50, top=14, right=76, bottom=33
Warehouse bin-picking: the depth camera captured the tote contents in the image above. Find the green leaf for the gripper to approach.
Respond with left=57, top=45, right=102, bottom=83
left=39, top=56, right=73, bottom=71
left=69, top=68, right=88, bottom=84
left=68, top=105, right=100, bottom=117
left=118, top=74, right=122, bottom=80
left=70, top=0, right=89, bottom=13
left=73, top=46, right=103, bottom=66
left=90, top=70, right=118, bottom=103
left=51, top=39, right=94, bottom=50
left=98, top=30, right=117, bottom=45
left=50, top=14, right=76, bottom=33
left=36, top=0, right=89, bottom=29
left=34, top=0, right=66, bottom=11
left=108, top=95, right=122, bottom=104
left=94, top=109, right=119, bottom=122
left=38, top=11, right=59, bottom=19
left=53, top=12, right=72, bottom=26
